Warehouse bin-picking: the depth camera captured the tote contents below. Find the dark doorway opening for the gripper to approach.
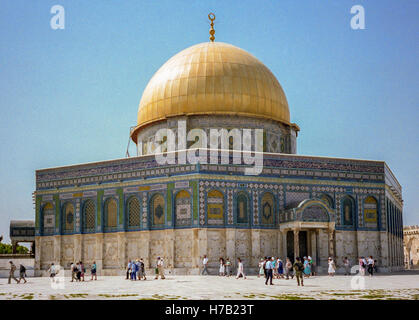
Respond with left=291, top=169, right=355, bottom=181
left=299, top=231, right=308, bottom=259
left=286, top=231, right=294, bottom=262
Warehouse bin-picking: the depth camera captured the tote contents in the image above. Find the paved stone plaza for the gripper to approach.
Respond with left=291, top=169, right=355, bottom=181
left=1, top=272, right=418, bottom=300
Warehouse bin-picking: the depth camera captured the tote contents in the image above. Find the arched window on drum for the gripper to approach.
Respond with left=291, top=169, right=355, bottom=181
left=235, top=192, right=250, bottom=224
left=127, top=196, right=141, bottom=228
left=364, top=196, right=378, bottom=227
left=342, top=196, right=355, bottom=226
left=261, top=192, right=275, bottom=225
left=207, top=190, right=224, bottom=225
left=42, top=202, right=55, bottom=235
left=83, top=199, right=96, bottom=233
left=320, top=194, right=334, bottom=209
left=150, top=194, right=165, bottom=226
left=62, top=202, right=74, bottom=233
left=175, top=190, right=191, bottom=227
left=104, top=198, right=118, bottom=230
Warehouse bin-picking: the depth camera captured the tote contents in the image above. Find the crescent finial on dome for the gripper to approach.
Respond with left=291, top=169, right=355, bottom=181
left=208, top=13, right=215, bottom=42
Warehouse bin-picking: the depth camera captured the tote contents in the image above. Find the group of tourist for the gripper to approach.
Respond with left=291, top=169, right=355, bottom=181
left=7, top=261, right=27, bottom=284
left=201, top=255, right=246, bottom=279
left=69, top=261, right=97, bottom=282
left=126, top=258, right=147, bottom=280
left=259, top=256, right=313, bottom=286
left=359, top=256, right=377, bottom=276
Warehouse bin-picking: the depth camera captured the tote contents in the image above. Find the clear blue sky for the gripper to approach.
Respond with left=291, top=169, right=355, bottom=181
left=0, top=0, right=418, bottom=243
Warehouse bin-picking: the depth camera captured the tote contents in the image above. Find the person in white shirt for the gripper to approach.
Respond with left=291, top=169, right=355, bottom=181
left=48, top=263, right=57, bottom=282
left=367, top=256, right=375, bottom=277
left=70, top=262, right=77, bottom=282
left=265, top=257, right=273, bottom=285
left=236, top=258, right=246, bottom=279
left=202, top=255, right=209, bottom=275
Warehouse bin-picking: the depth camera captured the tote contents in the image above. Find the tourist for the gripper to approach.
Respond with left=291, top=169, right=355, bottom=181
left=131, top=259, right=138, bottom=280
left=277, top=258, right=284, bottom=279
left=80, top=261, right=85, bottom=281
left=8, top=261, right=19, bottom=284
left=258, top=258, right=265, bottom=278
left=264, top=257, right=273, bottom=285
left=285, top=258, right=293, bottom=279
left=359, top=257, right=366, bottom=276
left=225, top=258, right=231, bottom=277
left=367, top=256, right=375, bottom=277
left=48, top=263, right=57, bottom=282
left=236, top=258, right=246, bottom=279
left=91, top=261, right=97, bottom=281
left=140, top=258, right=146, bottom=280
left=202, top=255, right=209, bottom=275
left=70, top=262, right=77, bottom=282
left=126, top=260, right=132, bottom=280
left=263, top=257, right=269, bottom=279
left=219, top=258, right=225, bottom=276
left=343, top=257, right=350, bottom=275
left=308, top=256, right=315, bottom=276
left=155, top=257, right=165, bottom=279
left=303, top=256, right=311, bottom=278
left=271, top=256, right=277, bottom=279
left=75, top=262, right=81, bottom=281
left=18, top=264, right=27, bottom=284
left=373, top=259, right=378, bottom=273
left=328, top=257, right=336, bottom=276
left=293, top=257, right=304, bottom=286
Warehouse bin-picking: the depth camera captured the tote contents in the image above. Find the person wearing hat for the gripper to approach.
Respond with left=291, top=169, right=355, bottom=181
left=8, top=261, right=19, bottom=284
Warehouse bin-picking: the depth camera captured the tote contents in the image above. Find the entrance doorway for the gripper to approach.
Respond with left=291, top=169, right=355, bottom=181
left=299, top=231, right=308, bottom=258
left=286, top=231, right=294, bottom=262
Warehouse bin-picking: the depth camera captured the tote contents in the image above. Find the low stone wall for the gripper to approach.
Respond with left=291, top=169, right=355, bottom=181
left=0, top=255, right=35, bottom=278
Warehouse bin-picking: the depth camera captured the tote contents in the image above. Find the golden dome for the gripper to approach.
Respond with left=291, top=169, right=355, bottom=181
left=131, top=42, right=293, bottom=142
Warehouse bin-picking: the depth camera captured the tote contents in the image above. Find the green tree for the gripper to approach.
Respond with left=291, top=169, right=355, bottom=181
left=0, top=243, right=29, bottom=254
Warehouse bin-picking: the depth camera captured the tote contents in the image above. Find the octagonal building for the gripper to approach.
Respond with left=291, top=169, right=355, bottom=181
left=34, top=36, right=404, bottom=275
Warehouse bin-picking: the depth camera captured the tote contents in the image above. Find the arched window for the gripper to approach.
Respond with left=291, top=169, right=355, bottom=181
left=364, top=196, right=378, bottom=224
left=105, top=198, right=117, bottom=229
left=235, top=192, right=249, bottom=224
left=127, top=196, right=140, bottom=228
left=62, top=202, right=74, bottom=233
left=150, top=194, right=165, bottom=226
left=42, top=202, right=55, bottom=235
left=175, top=190, right=191, bottom=226
left=261, top=192, right=274, bottom=225
left=207, top=190, right=224, bottom=225
left=320, top=194, right=334, bottom=208
left=83, top=199, right=96, bottom=232
left=342, top=197, right=355, bottom=226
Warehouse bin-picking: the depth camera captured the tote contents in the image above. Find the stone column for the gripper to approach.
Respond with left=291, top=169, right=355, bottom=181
left=311, top=230, right=317, bottom=265
left=165, top=229, right=175, bottom=270
left=54, top=235, right=62, bottom=266
left=251, top=229, right=260, bottom=270
left=95, top=233, right=104, bottom=273
left=293, top=228, right=300, bottom=259
left=328, top=228, right=335, bottom=259
left=226, top=228, right=236, bottom=268
left=34, top=236, right=42, bottom=276
left=117, top=232, right=126, bottom=271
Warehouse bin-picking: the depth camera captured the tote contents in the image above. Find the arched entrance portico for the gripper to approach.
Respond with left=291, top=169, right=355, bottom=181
left=279, top=199, right=335, bottom=272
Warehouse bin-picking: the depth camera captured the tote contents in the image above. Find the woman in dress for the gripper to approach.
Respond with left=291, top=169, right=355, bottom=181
left=328, top=257, right=336, bottom=276
left=236, top=258, right=246, bottom=279
left=219, top=258, right=225, bottom=276
left=258, top=258, right=265, bottom=278
left=303, top=257, right=311, bottom=278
